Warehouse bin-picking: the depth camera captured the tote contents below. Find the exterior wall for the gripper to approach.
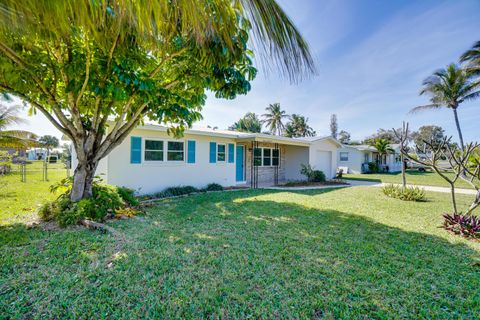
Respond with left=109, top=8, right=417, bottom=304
left=309, top=139, right=339, bottom=179
left=337, top=147, right=365, bottom=174
left=284, top=145, right=309, bottom=181
left=245, top=142, right=286, bottom=185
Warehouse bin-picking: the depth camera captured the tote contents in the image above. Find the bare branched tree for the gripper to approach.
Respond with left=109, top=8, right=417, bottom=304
left=393, top=122, right=409, bottom=189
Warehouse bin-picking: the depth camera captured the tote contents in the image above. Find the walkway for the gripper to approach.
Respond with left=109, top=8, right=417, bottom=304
left=263, top=179, right=477, bottom=195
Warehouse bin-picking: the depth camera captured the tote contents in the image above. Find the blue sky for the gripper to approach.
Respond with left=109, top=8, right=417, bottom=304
left=15, top=0, right=480, bottom=142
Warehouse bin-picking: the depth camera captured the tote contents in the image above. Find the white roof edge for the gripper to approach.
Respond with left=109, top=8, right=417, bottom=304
left=310, top=136, right=343, bottom=147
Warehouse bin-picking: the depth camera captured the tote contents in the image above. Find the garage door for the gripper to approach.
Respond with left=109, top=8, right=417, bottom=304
left=315, top=150, right=332, bottom=178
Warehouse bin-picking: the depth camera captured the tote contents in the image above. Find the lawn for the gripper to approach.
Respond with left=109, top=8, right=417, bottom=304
left=0, top=161, right=68, bottom=224
left=1, top=187, right=479, bottom=318
left=343, top=169, right=475, bottom=189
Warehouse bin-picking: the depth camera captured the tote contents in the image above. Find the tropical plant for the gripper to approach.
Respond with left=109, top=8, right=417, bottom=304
left=382, top=184, right=426, bottom=202
left=39, top=135, right=59, bottom=155
left=460, top=40, right=480, bottom=77
left=0, top=105, right=36, bottom=148
left=284, top=114, right=315, bottom=137
left=410, top=63, right=480, bottom=151
left=443, top=213, right=480, bottom=238
left=0, top=0, right=315, bottom=201
left=330, top=114, right=338, bottom=139
left=229, top=112, right=262, bottom=133
left=300, top=163, right=325, bottom=182
left=262, top=103, right=289, bottom=135
left=370, top=138, right=394, bottom=156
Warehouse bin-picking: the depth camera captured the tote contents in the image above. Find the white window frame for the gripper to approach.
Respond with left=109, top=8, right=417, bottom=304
left=254, top=147, right=280, bottom=167
left=217, top=143, right=226, bottom=162
left=339, top=152, right=349, bottom=162
left=143, top=138, right=185, bottom=163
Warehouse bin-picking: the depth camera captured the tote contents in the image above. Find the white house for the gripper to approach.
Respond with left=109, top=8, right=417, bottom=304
left=337, top=144, right=402, bottom=174
left=72, top=123, right=342, bottom=195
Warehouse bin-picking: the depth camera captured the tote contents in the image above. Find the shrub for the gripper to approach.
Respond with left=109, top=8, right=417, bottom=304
left=382, top=184, right=426, bottom=202
left=443, top=213, right=480, bottom=238
left=40, top=177, right=131, bottom=226
left=154, top=186, right=199, bottom=198
left=300, top=164, right=326, bottom=182
left=116, top=186, right=139, bottom=206
left=205, top=183, right=223, bottom=191
left=368, top=162, right=378, bottom=173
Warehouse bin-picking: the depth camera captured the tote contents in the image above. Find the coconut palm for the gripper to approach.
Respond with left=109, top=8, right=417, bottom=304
left=460, top=40, right=480, bottom=77
left=410, top=64, right=480, bottom=151
left=262, top=103, right=289, bottom=135
left=229, top=112, right=262, bottom=133
left=284, top=114, right=315, bottom=137
left=0, top=105, right=37, bottom=148
left=370, top=138, right=394, bottom=168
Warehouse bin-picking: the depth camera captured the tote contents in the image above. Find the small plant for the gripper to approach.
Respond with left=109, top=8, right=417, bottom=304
left=154, top=186, right=199, bottom=198
left=116, top=186, right=139, bottom=206
left=0, top=150, right=12, bottom=175
left=367, top=162, right=378, bottom=173
left=443, top=213, right=480, bottom=238
left=300, top=164, right=326, bottom=182
left=205, top=183, right=224, bottom=191
left=382, top=184, right=426, bottom=202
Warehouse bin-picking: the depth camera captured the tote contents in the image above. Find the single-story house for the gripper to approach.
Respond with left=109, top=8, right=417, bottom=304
left=337, top=144, right=402, bottom=174
left=72, top=124, right=342, bottom=195
left=27, top=147, right=63, bottom=160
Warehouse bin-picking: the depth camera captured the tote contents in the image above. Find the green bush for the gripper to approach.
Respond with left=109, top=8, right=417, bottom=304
left=205, top=183, right=224, bottom=191
left=300, top=164, right=326, bottom=182
left=368, top=162, right=378, bottom=173
left=116, top=186, right=139, bottom=206
left=154, top=186, right=199, bottom=198
left=382, top=184, right=426, bottom=202
left=40, top=177, right=130, bottom=226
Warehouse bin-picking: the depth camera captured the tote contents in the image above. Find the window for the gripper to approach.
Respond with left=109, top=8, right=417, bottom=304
left=145, top=140, right=164, bottom=161
left=253, top=148, right=262, bottom=166
left=217, top=144, right=226, bottom=162
left=364, top=153, right=369, bottom=163
left=167, top=141, right=184, bottom=161
left=340, top=152, right=349, bottom=161
left=254, top=147, right=280, bottom=167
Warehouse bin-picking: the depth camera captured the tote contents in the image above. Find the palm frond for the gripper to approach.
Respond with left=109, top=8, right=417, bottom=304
left=409, top=104, right=442, bottom=114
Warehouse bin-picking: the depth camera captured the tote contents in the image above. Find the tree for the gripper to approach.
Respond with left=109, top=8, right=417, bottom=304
left=370, top=138, right=394, bottom=168
left=364, top=128, right=400, bottom=144
left=412, top=125, right=445, bottom=150
left=283, top=114, right=315, bottom=138
left=39, top=135, right=59, bottom=155
left=0, top=1, right=315, bottom=201
left=0, top=104, right=36, bottom=148
left=338, top=130, right=351, bottom=144
left=410, top=63, right=480, bottom=151
left=460, top=40, right=480, bottom=77
left=330, top=114, right=338, bottom=139
left=229, top=112, right=262, bottom=133
left=262, top=103, right=289, bottom=135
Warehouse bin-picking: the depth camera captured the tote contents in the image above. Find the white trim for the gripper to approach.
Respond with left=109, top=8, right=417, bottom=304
left=339, top=151, right=349, bottom=162
left=217, top=143, right=226, bottom=163
left=254, top=147, right=280, bottom=167
left=142, top=137, right=185, bottom=165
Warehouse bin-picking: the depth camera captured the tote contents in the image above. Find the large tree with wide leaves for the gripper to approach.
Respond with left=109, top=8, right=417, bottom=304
left=262, top=103, right=289, bottom=135
left=410, top=63, right=480, bottom=151
left=0, top=0, right=315, bottom=201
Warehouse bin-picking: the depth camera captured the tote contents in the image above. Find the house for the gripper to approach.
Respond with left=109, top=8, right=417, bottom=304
left=26, top=147, right=63, bottom=160
left=337, top=144, right=402, bottom=174
left=72, top=123, right=342, bottom=195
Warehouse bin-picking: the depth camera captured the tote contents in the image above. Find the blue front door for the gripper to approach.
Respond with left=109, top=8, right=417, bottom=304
left=236, top=145, right=244, bottom=182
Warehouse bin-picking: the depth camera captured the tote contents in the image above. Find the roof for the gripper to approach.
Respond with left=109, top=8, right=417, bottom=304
left=342, top=143, right=401, bottom=152
left=136, top=123, right=340, bottom=147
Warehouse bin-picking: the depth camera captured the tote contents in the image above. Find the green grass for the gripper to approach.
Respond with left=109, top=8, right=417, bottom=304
left=0, top=161, right=68, bottom=224
left=1, top=187, right=479, bottom=318
left=343, top=170, right=474, bottom=189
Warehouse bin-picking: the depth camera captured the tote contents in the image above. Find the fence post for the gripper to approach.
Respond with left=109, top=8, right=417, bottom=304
left=20, top=163, right=26, bottom=182
left=43, top=161, right=48, bottom=181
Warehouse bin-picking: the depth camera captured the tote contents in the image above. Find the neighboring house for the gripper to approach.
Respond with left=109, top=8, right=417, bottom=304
left=72, top=124, right=341, bottom=195
left=27, top=147, right=63, bottom=160
left=337, top=144, right=402, bottom=174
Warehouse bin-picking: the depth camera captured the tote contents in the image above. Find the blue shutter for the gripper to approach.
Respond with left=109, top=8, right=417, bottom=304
left=228, top=143, right=234, bottom=163
left=187, top=140, right=196, bottom=164
left=209, top=142, right=217, bottom=163
left=130, top=136, right=142, bottom=164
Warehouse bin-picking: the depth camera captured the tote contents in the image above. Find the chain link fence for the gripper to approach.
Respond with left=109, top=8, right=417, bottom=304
left=12, top=160, right=70, bottom=183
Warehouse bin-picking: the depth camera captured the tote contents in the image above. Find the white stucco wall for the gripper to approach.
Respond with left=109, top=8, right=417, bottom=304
left=308, top=139, right=339, bottom=179
left=105, top=128, right=237, bottom=194
left=337, top=147, right=366, bottom=174
left=284, top=145, right=309, bottom=181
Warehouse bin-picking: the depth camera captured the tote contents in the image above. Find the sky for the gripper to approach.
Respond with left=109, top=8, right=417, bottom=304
left=10, top=0, right=480, bottom=143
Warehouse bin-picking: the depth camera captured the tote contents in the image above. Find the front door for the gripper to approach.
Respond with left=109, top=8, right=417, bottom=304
left=236, top=145, right=244, bottom=182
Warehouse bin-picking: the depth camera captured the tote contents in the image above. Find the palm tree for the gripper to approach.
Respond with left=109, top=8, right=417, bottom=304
left=262, top=103, right=289, bottom=135
left=370, top=138, right=394, bottom=170
left=284, top=114, right=315, bottom=137
left=229, top=112, right=262, bottom=133
left=410, top=64, right=480, bottom=151
left=460, top=40, right=480, bottom=77
left=0, top=105, right=37, bottom=148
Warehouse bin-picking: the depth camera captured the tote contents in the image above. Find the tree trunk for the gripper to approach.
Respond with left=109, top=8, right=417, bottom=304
left=401, top=154, right=406, bottom=189
left=70, top=159, right=98, bottom=201
left=452, top=107, right=464, bottom=152
left=449, top=182, right=457, bottom=214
